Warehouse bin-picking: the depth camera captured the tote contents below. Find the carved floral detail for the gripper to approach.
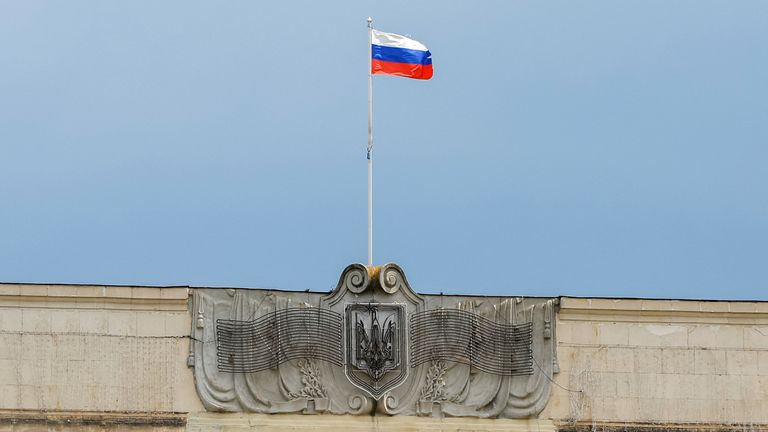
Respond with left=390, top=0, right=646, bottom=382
left=420, top=360, right=459, bottom=403
left=288, top=359, right=327, bottom=400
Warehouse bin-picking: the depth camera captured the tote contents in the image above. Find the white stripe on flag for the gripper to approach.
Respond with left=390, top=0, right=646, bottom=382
left=371, top=29, right=428, bottom=52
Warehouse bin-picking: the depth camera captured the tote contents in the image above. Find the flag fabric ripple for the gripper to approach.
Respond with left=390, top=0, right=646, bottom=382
left=371, top=29, right=433, bottom=80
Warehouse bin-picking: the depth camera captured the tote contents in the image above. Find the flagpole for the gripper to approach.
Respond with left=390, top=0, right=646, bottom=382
left=367, top=17, right=374, bottom=266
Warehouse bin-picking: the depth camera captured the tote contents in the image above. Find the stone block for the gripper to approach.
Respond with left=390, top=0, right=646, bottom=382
left=726, top=350, right=759, bottom=375
left=79, top=310, right=108, bottom=334
left=637, top=397, right=665, bottom=422
left=0, top=333, right=21, bottom=360
left=47, top=285, right=78, bottom=297
left=606, top=347, right=634, bottom=373
left=742, top=399, right=768, bottom=423
left=661, top=348, right=694, bottom=374
left=759, top=351, right=768, bottom=375
left=50, top=310, right=81, bottom=333
left=605, top=298, right=643, bottom=310
left=628, top=324, right=687, bottom=347
left=555, top=346, right=574, bottom=371
left=564, top=321, right=599, bottom=345
left=641, top=299, right=673, bottom=311
left=730, top=302, right=759, bottom=313
left=591, top=347, right=610, bottom=372
left=0, top=384, right=19, bottom=408
left=104, top=286, right=133, bottom=298
left=566, top=347, right=607, bottom=373
left=740, top=374, right=768, bottom=401
left=634, top=373, right=661, bottom=399
left=132, top=287, right=162, bottom=299
left=596, top=322, right=629, bottom=345
left=700, top=301, right=730, bottom=313
left=18, top=384, right=39, bottom=409
left=615, top=373, right=633, bottom=397
left=21, top=309, right=51, bottom=332
left=688, top=325, right=743, bottom=349
left=0, top=284, right=21, bottom=296
left=19, top=359, right=48, bottom=385
left=556, top=318, right=572, bottom=343
left=0, top=359, right=18, bottom=384
left=666, top=300, right=703, bottom=312
left=21, top=335, right=53, bottom=362
left=53, top=334, right=85, bottom=362
left=136, top=312, right=166, bottom=336
left=589, top=396, right=616, bottom=421
left=634, top=348, right=662, bottom=373
left=107, top=311, right=137, bottom=336
left=559, top=297, right=592, bottom=309
left=611, top=396, right=639, bottom=420
left=744, top=327, right=768, bottom=349
left=161, top=287, right=189, bottom=300
left=660, top=373, right=682, bottom=399
left=762, top=400, right=768, bottom=423
left=714, top=374, right=742, bottom=400
left=75, top=285, right=106, bottom=297
left=659, top=400, right=689, bottom=423
left=594, top=372, right=617, bottom=397
left=0, top=308, right=22, bottom=332
left=694, top=349, right=727, bottom=374
left=20, top=285, right=47, bottom=297
left=679, top=374, right=710, bottom=400
left=165, top=313, right=190, bottom=336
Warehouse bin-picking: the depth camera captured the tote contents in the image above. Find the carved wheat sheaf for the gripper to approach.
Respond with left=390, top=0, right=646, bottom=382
left=216, top=308, right=343, bottom=373
left=409, top=309, right=533, bottom=376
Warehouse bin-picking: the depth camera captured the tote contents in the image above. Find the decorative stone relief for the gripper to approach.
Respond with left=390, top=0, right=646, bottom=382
left=189, top=263, right=559, bottom=418
left=288, top=359, right=327, bottom=400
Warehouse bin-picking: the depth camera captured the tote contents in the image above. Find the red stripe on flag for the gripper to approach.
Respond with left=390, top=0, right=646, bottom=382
left=372, top=59, right=433, bottom=80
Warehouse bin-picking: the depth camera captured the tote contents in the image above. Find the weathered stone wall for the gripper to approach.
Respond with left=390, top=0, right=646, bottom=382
left=2, top=284, right=767, bottom=431
left=0, top=283, right=201, bottom=428
left=544, top=297, right=768, bottom=428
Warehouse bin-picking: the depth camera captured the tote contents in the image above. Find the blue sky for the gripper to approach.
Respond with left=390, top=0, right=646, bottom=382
left=1, top=1, right=766, bottom=299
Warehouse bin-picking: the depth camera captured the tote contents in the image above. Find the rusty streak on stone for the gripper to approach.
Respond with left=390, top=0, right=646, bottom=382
left=0, top=411, right=186, bottom=427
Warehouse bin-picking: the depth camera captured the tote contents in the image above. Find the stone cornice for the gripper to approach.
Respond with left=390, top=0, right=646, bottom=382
left=560, top=296, right=768, bottom=324
left=0, top=283, right=188, bottom=311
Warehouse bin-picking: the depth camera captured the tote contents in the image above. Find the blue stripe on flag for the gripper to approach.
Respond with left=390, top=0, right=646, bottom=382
left=372, top=44, right=432, bottom=66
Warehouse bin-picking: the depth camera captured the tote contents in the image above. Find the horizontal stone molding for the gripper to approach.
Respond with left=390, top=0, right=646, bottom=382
left=558, top=421, right=768, bottom=432
left=560, top=297, right=768, bottom=325
left=187, top=412, right=557, bottom=432
left=0, top=283, right=188, bottom=311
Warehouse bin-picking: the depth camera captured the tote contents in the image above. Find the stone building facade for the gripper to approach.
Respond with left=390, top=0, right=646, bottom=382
left=1, top=264, right=767, bottom=431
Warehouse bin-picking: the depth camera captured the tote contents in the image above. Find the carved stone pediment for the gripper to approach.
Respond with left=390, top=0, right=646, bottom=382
left=189, top=263, right=559, bottom=418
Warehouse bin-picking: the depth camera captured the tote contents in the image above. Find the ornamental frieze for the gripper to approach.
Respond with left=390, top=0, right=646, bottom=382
left=188, top=263, right=559, bottom=418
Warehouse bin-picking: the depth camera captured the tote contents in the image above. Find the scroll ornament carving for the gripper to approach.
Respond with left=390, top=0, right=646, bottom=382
left=189, top=263, right=559, bottom=418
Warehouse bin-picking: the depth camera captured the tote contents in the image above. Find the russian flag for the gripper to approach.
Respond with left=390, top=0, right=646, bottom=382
left=371, top=29, right=433, bottom=80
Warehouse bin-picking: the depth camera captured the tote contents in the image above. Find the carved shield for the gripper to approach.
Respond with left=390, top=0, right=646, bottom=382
left=345, top=303, right=406, bottom=399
